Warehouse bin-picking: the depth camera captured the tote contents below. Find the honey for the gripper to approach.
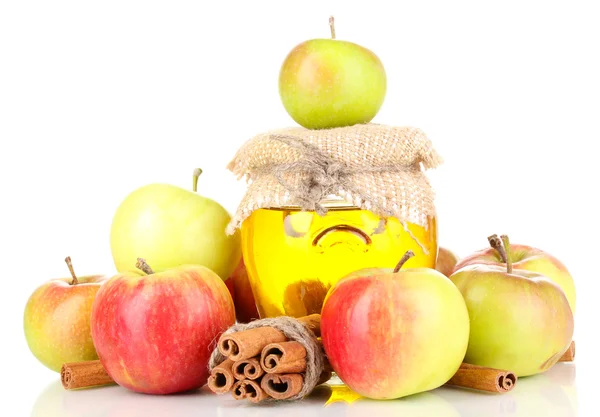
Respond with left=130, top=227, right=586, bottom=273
left=241, top=201, right=438, bottom=318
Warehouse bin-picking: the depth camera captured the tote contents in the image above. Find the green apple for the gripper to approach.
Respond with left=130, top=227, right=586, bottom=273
left=321, top=251, right=470, bottom=399
left=450, top=235, right=574, bottom=377
left=110, top=169, right=241, bottom=279
left=453, top=235, right=576, bottom=313
left=279, top=16, right=387, bottom=129
left=24, top=257, right=107, bottom=372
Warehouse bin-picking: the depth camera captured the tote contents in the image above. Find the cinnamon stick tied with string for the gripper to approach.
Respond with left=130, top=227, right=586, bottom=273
left=261, top=341, right=307, bottom=374
left=233, top=357, right=264, bottom=380
left=219, top=327, right=287, bottom=362
left=61, top=361, right=115, bottom=390
left=261, top=374, right=304, bottom=400
left=445, top=363, right=517, bottom=393
left=559, top=341, right=575, bottom=362
left=217, top=314, right=321, bottom=362
left=207, top=358, right=236, bottom=394
left=232, top=379, right=269, bottom=403
left=209, top=314, right=327, bottom=402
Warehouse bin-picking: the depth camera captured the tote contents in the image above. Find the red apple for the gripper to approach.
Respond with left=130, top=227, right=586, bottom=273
left=24, top=257, right=108, bottom=372
left=321, top=252, right=470, bottom=399
left=91, top=258, right=235, bottom=395
left=226, top=258, right=259, bottom=323
left=435, top=247, right=459, bottom=277
left=453, top=235, right=576, bottom=313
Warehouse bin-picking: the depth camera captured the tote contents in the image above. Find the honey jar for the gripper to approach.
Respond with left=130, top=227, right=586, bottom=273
left=241, top=199, right=437, bottom=318
left=226, top=124, right=443, bottom=319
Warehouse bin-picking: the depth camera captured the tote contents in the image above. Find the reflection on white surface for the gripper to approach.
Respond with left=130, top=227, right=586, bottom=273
left=30, top=363, right=577, bottom=417
left=436, top=363, right=577, bottom=417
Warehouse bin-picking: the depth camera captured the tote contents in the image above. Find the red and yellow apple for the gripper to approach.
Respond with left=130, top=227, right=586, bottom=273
left=91, top=259, right=235, bottom=395
left=225, top=257, right=259, bottom=323
left=453, top=235, right=576, bottom=313
left=449, top=235, right=574, bottom=377
left=435, top=247, right=459, bottom=277
left=279, top=16, right=386, bottom=129
left=24, top=257, right=107, bottom=372
left=321, top=252, right=470, bottom=400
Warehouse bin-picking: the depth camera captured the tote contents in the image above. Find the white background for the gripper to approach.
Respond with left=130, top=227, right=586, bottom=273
left=1, top=1, right=599, bottom=416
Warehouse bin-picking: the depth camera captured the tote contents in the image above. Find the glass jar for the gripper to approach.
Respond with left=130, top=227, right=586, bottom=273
left=240, top=199, right=438, bottom=318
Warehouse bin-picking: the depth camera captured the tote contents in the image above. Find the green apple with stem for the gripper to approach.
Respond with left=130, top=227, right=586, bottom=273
left=449, top=235, right=574, bottom=377
left=279, top=16, right=387, bottom=129
left=453, top=235, right=576, bottom=313
left=24, top=257, right=107, bottom=372
left=110, top=169, right=241, bottom=279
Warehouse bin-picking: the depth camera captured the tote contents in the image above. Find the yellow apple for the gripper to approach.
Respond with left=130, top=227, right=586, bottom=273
left=110, top=169, right=241, bottom=279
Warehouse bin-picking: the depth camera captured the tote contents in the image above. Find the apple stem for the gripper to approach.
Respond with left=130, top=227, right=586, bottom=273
left=64, top=256, right=79, bottom=285
left=193, top=168, right=203, bottom=192
left=136, top=258, right=154, bottom=275
left=393, top=250, right=415, bottom=273
left=501, top=235, right=513, bottom=274
left=329, top=16, right=336, bottom=39
left=487, top=234, right=508, bottom=263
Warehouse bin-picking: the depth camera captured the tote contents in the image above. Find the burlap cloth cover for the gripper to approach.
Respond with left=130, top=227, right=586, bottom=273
left=226, top=123, right=442, bottom=249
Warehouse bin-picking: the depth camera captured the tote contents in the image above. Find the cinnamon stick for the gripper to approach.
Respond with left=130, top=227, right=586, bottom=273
left=218, top=327, right=287, bottom=361
left=297, top=314, right=321, bottom=337
left=61, top=360, right=115, bottom=390
left=559, top=341, right=575, bottom=362
left=261, top=341, right=307, bottom=374
left=232, top=379, right=269, bottom=403
left=260, top=373, right=304, bottom=400
left=232, top=357, right=264, bottom=380
left=207, top=358, right=236, bottom=394
left=445, top=363, right=517, bottom=393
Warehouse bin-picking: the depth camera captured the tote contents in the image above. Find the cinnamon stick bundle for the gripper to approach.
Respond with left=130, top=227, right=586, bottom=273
left=445, top=363, right=517, bottom=393
left=209, top=314, right=329, bottom=402
left=61, top=361, right=115, bottom=390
